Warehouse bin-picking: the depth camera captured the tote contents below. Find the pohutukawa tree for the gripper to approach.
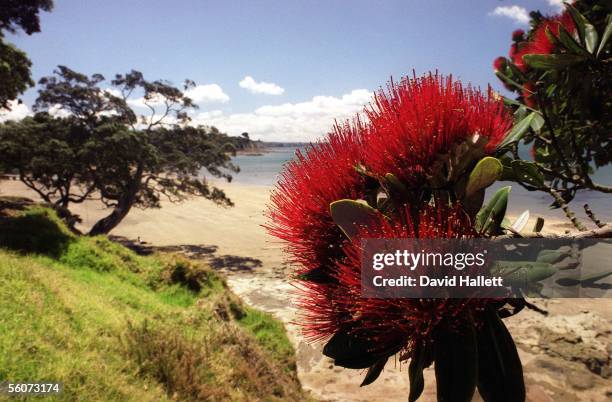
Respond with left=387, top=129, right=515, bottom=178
left=493, top=0, right=611, bottom=230
left=0, top=66, right=239, bottom=234
left=267, top=74, right=530, bottom=401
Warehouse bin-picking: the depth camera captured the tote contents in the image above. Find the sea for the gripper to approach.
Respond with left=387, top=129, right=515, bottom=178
left=229, top=146, right=612, bottom=223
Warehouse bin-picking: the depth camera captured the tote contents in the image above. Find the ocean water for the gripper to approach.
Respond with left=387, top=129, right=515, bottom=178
left=230, top=147, right=612, bottom=223
left=230, top=147, right=304, bottom=186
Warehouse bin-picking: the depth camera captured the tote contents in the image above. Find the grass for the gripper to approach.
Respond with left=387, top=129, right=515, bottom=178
left=0, top=204, right=307, bottom=401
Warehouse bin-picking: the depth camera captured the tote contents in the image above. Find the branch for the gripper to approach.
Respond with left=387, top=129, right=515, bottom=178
left=535, top=163, right=612, bottom=193
left=548, top=188, right=587, bottom=231
left=500, top=225, right=612, bottom=239
left=584, top=204, right=606, bottom=228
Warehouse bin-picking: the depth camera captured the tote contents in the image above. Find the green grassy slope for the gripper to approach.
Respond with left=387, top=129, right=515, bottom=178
left=0, top=204, right=306, bottom=401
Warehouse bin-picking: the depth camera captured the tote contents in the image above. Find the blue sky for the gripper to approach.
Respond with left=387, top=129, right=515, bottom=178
left=3, top=0, right=565, bottom=141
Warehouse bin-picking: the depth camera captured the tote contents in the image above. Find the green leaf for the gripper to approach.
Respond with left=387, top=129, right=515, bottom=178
left=434, top=326, right=478, bottom=402
left=330, top=199, right=380, bottom=241
left=565, top=3, right=588, bottom=43
left=502, top=96, right=522, bottom=108
left=585, top=23, right=599, bottom=54
left=382, top=172, right=411, bottom=201
left=511, top=160, right=545, bottom=188
left=361, top=357, right=388, bottom=387
left=533, top=217, right=544, bottom=232
left=498, top=113, right=537, bottom=149
left=537, top=249, right=566, bottom=264
left=476, top=310, right=525, bottom=402
left=523, top=54, right=586, bottom=70
left=493, top=261, right=557, bottom=286
left=494, top=71, right=527, bottom=93
left=323, top=330, right=400, bottom=369
left=475, top=186, right=511, bottom=235
left=557, top=26, right=590, bottom=57
left=597, top=15, right=612, bottom=58
left=499, top=156, right=516, bottom=181
left=557, top=270, right=612, bottom=287
left=465, top=157, right=502, bottom=198
left=582, top=270, right=612, bottom=286
left=530, top=113, right=545, bottom=133
left=408, top=344, right=430, bottom=402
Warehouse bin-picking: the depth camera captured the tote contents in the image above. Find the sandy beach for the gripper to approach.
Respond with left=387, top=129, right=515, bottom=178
left=1, top=179, right=610, bottom=402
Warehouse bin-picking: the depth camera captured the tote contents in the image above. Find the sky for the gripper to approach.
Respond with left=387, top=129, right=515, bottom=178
left=2, top=0, right=566, bottom=141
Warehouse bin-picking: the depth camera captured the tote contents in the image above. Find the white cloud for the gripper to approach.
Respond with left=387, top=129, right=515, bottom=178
left=185, top=84, right=230, bottom=103
left=192, top=89, right=372, bottom=142
left=489, top=6, right=530, bottom=25
left=547, top=0, right=565, bottom=11
left=127, top=84, right=230, bottom=109
left=48, top=104, right=72, bottom=118
left=0, top=101, right=31, bottom=122
left=239, top=76, right=284, bottom=95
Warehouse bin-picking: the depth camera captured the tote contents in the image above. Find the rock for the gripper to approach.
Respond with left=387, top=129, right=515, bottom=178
left=567, top=371, right=595, bottom=390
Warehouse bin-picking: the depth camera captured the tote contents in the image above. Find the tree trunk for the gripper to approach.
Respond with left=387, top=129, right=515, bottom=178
left=88, top=164, right=143, bottom=236
left=88, top=196, right=134, bottom=235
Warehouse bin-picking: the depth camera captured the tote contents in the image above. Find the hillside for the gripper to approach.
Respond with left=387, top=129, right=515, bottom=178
left=0, top=199, right=308, bottom=401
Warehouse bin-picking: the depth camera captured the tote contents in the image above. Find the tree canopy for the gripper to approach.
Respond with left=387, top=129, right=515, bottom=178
left=0, top=0, right=53, bottom=109
left=1, top=66, right=241, bottom=235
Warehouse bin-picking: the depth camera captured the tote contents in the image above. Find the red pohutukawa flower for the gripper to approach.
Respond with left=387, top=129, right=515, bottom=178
left=361, top=74, right=511, bottom=186
left=298, top=203, right=482, bottom=354
left=266, top=120, right=368, bottom=278
left=510, top=11, right=577, bottom=72
left=266, top=72, right=511, bottom=371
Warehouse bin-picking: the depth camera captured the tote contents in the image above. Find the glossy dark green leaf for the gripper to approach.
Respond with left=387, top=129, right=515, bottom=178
left=566, top=3, right=588, bottom=43
left=498, top=113, right=537, bottom=149
left=530, top=113, right=545, bottom=133
left=330, top=199, right=380, bottom=241
left=361, top=357, right=388, bottom=387
left=465, top=157, right=502, bottom=198
left=557, top=26, right=590, bottom=56
left=323, top=331, right=379, bottom=369
left=408, top=344, right=431, bottom=402
left=511, top=160, right=545, bottom=188
left=597, top=15, right=612, bottom=58
left=323, top=330, right=403, bottom=370
left=476, top=310, right=525, bottom=402
left=494, top=71, right=526, bottom=93
left=475, top=186, right=511, bottom=235
left=523, top=54, right=586, bottom=70
left=585, top=23, right=599, bottom=54
left=434, top=327, right=478, bottom=402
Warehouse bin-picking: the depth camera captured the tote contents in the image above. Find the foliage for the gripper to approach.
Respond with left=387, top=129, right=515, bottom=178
left=0, top=0, right=52, bottom=109
left=0, top=205, right=306, bottom=401
left=494, top=0, right=612, bottom=230
left=0, top=113, right=91, bottom=209
left=0, top=66, right=243, bottom=234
